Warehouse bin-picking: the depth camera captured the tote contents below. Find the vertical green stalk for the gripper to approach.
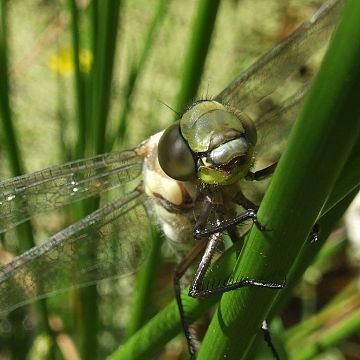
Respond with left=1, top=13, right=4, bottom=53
left=175, top=0, right=221, bottom=114
left=114, top=1, right=168, bottom=335
left=0, top=0, right=23, bottom=177
left=68, top=0, right=87, bottom=158
left=76, top=2, right=121, bottom=359
left=270, top=187, right=359, bottom=320
left=117, top=0, right=167, bottom=339
left=85, top=0, right=97, bottom=146
left=198, top=1, right=360, bottom=358
left=0, top=1, right=56, bottom=358
left=108, top=254, right=230, bottom=359
left=286, top=290, right=360, bottom=359
left=56, top=64, right=71, bottom=162
left=258, top=140, right=360, bottom=332
left=89, top=0, right=98, bottom=57
left=67, top=2, right=100, bottom=358
left=246, top=187, right=359, bottom=359
left=89, top=0, right=121, bottom=155
left=125, top=225, right=163, bottom=338
left=112, top=0, right=167, bottom=147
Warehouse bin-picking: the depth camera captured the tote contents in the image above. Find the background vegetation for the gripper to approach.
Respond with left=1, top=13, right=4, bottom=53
left=0, top=0, right=359, bottom=359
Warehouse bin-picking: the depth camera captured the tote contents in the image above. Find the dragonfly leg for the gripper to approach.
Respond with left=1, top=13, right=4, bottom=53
left=193, top=209, right=265, bottom=239
left=190, top=269, right=285, bottom=298
left=173, top=239, right=208, bottom=359
left=188, top=231, right=224, bottom=297
left=261, top=320, right=280, bottom=360
left=246, top=162, right=277, bottom=181
left=193, top=196, right=213, bottom=237
left=188, top=233, right=284, bottom=358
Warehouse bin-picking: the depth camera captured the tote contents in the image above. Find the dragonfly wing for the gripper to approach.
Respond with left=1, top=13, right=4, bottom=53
left=215, top=0, right=343, bottom=109
left=239, top=82, right=310, bottom=204
left=254, top=82, right=310, bottom=167
left=0, top=189, right=150, bottom=315
left=0, top=149, right=143, bottom=233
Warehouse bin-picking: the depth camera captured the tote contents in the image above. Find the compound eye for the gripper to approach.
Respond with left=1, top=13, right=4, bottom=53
left=158, top=122, right=196, bottom=181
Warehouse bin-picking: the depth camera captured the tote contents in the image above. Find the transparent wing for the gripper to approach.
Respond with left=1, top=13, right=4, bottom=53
left=254, top=81, right=310, bottom=166
left=0, top=189, right=150, bottom=315
left=0, top=149, right=143, bottom=233
left=216, top=0, right=343, bottom=109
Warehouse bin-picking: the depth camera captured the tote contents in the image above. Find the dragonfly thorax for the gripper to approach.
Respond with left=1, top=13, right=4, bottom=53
left=158, top=100, right=257, bottom=186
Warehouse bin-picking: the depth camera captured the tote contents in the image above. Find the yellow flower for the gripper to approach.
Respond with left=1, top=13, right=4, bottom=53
left=48, top=47, right=92, bottom=76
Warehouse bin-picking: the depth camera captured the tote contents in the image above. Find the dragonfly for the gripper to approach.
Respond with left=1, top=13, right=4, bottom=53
left=0, top=0, right=343, bottom=358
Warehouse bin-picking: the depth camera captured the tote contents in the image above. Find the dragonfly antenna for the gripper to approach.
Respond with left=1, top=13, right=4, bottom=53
left=157, top=99, right=180, bottom=116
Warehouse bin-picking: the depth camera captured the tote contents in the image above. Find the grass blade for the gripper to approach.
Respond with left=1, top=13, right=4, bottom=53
left=112, top=0, right=167, bottom=147
left=0, top=1, right=57, bottom=357
left=67, top=0, right=87, bottom=158
left=175, top=0, right=221, bottom=113
left=198, top=1, right=360, bottom=358
left=89, top=0, right=121, bottom=155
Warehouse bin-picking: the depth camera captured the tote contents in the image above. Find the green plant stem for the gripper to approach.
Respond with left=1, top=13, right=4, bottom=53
left=321, top=138, right=360, bottom=214
left=285, top=282, right=358, bottom=344
left=89, top=0, right=98, bottom=58
left=120, top=2, right=167, bottom=339
left=107, top=266, right=228, bottom=360
left=74, top=1, right=98, bottom=356
left=68, top=0, right=87, bottom=158
left=118, top=1, right=167, bottom=337
left=175, top=0, right=221, bottom=113
left=0, top=0, right=23, bottom=177
left=86, top=0, right=97, bottom=145
left=197, top=1, right=360, bottom=358
left=78, top=3, right=122, bottom=358
left=89, top=0, right=121, bottom=155
left=109, top=234, right=240, bottom=359
left=268, top=186, right=358, bottom=319
left=310, top=232, right=347, bottom=271
left=296, top=308, right=360, bottom=360
left=0, top=1, right=56, bottom=358
left=112, top=0, right=166, bottom=147
left=286, top=291, right=360, bottom=360
left=245, top=187, right=358, bottom=359
left=125, top=225, right=163, bottom=338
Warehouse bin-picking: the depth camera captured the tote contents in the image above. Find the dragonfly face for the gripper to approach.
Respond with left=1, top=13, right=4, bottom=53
left=158, top=100, right=257, bottom=185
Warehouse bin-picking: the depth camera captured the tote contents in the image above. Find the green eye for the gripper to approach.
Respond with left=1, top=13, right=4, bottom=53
left=158, top=122, right=197, bottom=181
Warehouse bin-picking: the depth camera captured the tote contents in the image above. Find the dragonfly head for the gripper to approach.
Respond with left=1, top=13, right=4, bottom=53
left=158, top=100, right=257, bottom=185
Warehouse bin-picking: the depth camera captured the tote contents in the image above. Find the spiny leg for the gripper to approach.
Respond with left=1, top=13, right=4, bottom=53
left=228, top=230, right=280, bottom=360
left=230, top=228, right=281, bottom=359
left=173, top=239, right=208, bottom=359
left=186, top=231, right=284, bottom=359
left=193, top=186, right=268, bottom=240
left=193, top=209, right=265, bottom=239
left=189, top=223, right=284, bottom=360
left=189, top=230, right=224, bottom=298
left=191, top=192, right=284, bottom=296
left=189, top=246, right=285, bottom=299
left=261, top=320, right=280, bottom=360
